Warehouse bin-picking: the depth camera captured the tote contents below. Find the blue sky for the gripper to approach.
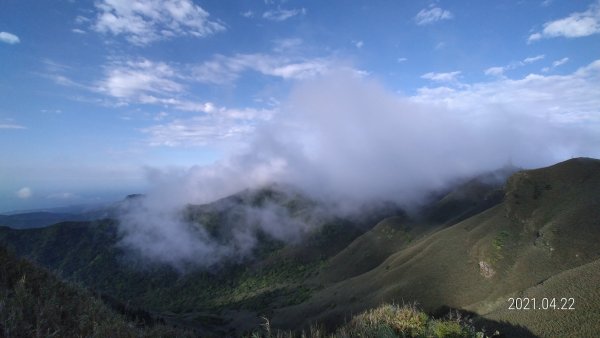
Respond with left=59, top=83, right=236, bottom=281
left=1, top=0, right=600, bottom=212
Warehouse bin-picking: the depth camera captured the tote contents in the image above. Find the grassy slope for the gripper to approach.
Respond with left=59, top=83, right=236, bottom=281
left=272, top=158, right=600, bottom=337
left=480, top=257, right=600, bottom=337
left=318, top=173, right=506, bottom=285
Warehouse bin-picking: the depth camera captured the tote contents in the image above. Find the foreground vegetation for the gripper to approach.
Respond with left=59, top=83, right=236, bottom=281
left=248, top=303, right=497, bottom=338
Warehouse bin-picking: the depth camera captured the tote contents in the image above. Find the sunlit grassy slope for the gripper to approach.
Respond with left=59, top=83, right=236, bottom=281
left=272, top=158, right=600, bottom=337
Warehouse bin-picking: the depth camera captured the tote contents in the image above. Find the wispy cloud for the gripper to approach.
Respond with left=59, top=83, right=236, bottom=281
left=97, top=59, right=184, bottom=99
left=241, top=10, right=254, bottom=18
left=0, top=123, right=27, bottom=130
left=416, top=60, right=600, bottom=124
left=144, top=107, right=274, bottom=147
left=263, top=7, right=306, bottom=21
left=39, top=59, right=93, bottom=90
left=415, top=6, right=453, bottom=25
left=272, top=38, right=303, bottom=52
left=552, top=57, right=570, bottom=67
left=192, top=53, right=330, bottom=85
left=421, top=71, right=461, bottom=82
left=529, top=1, right=600, bottom=42
left=485, top=55, right=546, bottom=77
left=0, top=31, right=20, bottom=44
left=523, top=55, right=545, bottom=64
left=483, top=66, right=505, bottom=77
left=91, top=0, right=225, bottom=45
left=542, top=57, right=570, bottom=72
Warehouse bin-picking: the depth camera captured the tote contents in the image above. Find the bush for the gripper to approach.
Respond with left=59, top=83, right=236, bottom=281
left=344, top=303, right=428, bottom=337
left=248, top=303, right=495, bottom=338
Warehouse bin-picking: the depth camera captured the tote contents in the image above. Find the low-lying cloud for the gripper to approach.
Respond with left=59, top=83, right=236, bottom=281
left=118, top=64, right=600, bottom=269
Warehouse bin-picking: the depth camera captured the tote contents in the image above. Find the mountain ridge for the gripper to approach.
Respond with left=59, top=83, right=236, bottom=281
left=0, top=157, right=599, bottom=337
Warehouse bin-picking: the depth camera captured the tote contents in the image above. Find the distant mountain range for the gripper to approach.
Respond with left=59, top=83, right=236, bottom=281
left=0, top=194, right=144, bottom=229
left=1, top=158, right=599, bottom=337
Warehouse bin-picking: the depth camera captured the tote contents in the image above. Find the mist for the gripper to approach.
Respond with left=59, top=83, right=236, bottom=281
left=117, top=69, right=600, bottom=269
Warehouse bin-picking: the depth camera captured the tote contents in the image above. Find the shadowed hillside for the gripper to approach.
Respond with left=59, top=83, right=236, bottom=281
left=0, top=245, right=192, bottom=337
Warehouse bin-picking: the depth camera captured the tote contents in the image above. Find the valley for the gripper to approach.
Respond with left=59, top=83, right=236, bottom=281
left=1, top=158, right=599, bottom=337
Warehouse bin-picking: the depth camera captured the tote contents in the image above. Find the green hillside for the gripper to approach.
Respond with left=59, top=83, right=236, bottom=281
left=0, top=245, right=191, bottom=337
left=271, top=158, right=600, bottom=337
left=0, top=158, right=598, bottom=337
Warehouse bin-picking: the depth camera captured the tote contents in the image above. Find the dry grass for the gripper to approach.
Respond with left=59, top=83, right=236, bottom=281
left=248, top=303, right=493, bottom=338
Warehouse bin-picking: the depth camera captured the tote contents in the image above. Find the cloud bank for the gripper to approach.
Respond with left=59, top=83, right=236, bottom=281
left=118, top=62, right=600, bottom=269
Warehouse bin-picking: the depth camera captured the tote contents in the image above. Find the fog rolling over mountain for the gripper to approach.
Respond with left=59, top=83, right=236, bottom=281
left=117, top=71, right=600, bottom=268
left=2, top=157, right=599, bottom=337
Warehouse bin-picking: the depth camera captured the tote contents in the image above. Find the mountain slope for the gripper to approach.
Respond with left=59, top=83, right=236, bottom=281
left=0, top=211, right=86, bottom=229
left=0, top=158, right=598, bottom=337
left=272, top=158, right=600, bottom=336
left=480, top=257, right=600, bottom=337
left=0, top=245, right=191, bottom=337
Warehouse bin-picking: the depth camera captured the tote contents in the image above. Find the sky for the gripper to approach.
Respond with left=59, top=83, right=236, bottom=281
left=1, top=0, right=600, bottom=213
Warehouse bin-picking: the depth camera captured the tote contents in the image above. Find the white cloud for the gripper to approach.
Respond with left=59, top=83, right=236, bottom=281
left=421, top=71, right=461, bottom=82
left=72, top=28, right=86, bottom=34
left=75, top=15, right=90, bottom=24
left=154, top=112, right=169, bottom=121
left=397, top=57, right=408, bottom=63
left=542, top=57, right=570, bottom=73
left=484, top=66, right=506, bottom=77
left=120, top=64, right=600, bottom=267
left=0, top=123, right=26, bottom=129
left=263, top=7, right=306, bottom=21
left=192, top=53, right=331, bottom=85
left=529, top=1, right=600, bottom=42
left=485, top=55, right=546, bottom=77
left=97, top=59, right=184, bottom=99
left=553, top=57, right=569, bottom=67
left=415, top=6, right=453, bottom=25
left=16, top=187, right=32, bottom=199
left=272, top=38, right=302, bottom=52
left=144, top=107, right=275, bottom=147
left=241, top=10, right=254, bottom=18
left=92, top=0, right=225, bottom=45
left=434, top=42, right=446, bottom=50
left=523, top=54, right=545, bottom=63
left=416, top=60, right=600, bottom=125
left=0, top=31, right=20, bottom=44
left=354, top=40, right=364, bottom=48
